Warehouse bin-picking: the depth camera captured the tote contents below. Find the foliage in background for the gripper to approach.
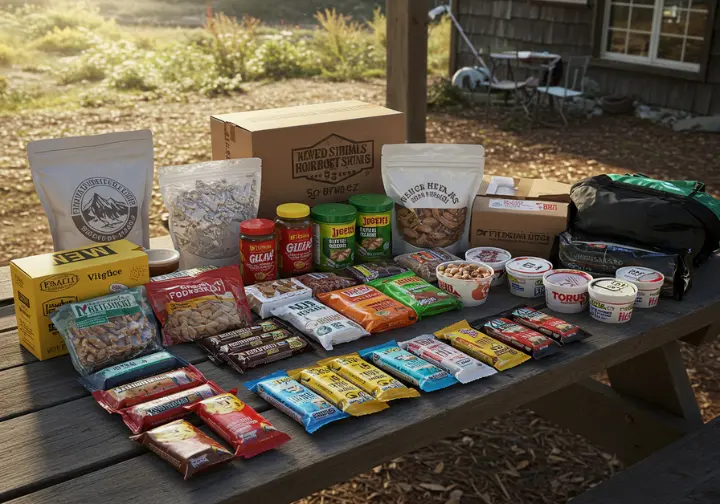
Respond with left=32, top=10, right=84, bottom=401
left=427, top=78, right=469, bottom=110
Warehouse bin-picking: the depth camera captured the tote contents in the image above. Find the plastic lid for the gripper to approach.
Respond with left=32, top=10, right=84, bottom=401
left=544, top=269, right=592, bottom=288
left=466, top=247, right=511, bottom=267
left=588, top=278, right=638, bottom=304
left=505, top=257, right=553, bottom=276
left=348, top=194, right=394, bottom=213
left=616, top=266, right=664, bottom=284
left=276, top=203, right=310, bottom=219
left=311, top=203, right=357, bottom=224
left=240, top=218, right=275, bottom=236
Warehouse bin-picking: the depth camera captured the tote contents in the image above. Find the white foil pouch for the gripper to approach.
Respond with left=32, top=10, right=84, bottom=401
left=28, top=130, right=154, bottom=250
left=382, top=144, right=485, bottom=255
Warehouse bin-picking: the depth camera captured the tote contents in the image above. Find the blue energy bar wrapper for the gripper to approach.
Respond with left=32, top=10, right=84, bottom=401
left=80, top=351, right=189, bottom=392
left=358, top=340, right=458, bottom=392
left=245, top=370, right=348, bottom=434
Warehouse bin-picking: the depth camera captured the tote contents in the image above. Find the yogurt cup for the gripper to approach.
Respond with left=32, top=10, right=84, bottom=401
left=465, top=247, right=512, bottom=287
left=587, top=278, right=638, bottom=324
left=436, top=261, right=494, bottom=307
left=615, top=267, right=664, bottom=309
left=505, top=257, right=553, bottom=298
left=543, top=269, right=593, bottom=314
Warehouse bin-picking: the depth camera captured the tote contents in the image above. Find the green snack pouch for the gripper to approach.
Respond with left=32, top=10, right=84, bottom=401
left=369, top=271, right=461, bottom=319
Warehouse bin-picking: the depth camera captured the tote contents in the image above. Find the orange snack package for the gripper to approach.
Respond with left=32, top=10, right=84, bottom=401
left=316, top=285, right=417, bottom=334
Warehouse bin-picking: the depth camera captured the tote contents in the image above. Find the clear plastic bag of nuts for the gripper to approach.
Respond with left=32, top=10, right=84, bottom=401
left=51, top=286, right=162, bottom=376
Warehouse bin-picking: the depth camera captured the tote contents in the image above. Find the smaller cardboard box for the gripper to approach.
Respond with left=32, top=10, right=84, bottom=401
left=470, top=176, right=571, bottom=259
left=211, top=100, right=405, bottom=218
left=10, top=240, right=149, bottom=361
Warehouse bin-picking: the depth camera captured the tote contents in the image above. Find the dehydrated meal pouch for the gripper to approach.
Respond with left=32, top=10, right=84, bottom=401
left=369, top=271, right=461, bottom=318
left=131, top=419, right=233, bottom=480
left=28, top=130, right=153, bottom=250
left=93, top=366, right=207, bottom=411
left=316, top=285, right=417, bottom=334
left=382, top=144, right=484, bottom=255
left=80, top=351, right=189, bottom=392
left=51, top=286, right=161, bottom=376
left=394, top=248, right=461, bottom=283
left=119, top=381, right=228, bottom=434
left=186, top=393, right=290, bottom=458
left=271, top=299, right=369, bottom=351
left=343, top=262, right=408, bottom=283
left=146, top=265, right=252, bottom=345
left=159, top=159, right=261, bottom=269
left=296, top=272, right=359, bottom=295
left=244, top=278, right=313, bottom=318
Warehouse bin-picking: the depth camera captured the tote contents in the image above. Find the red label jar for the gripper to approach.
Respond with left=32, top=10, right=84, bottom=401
left=239, top=218, right=277, bottom=285
left=275, top=203, right=312, bottom=277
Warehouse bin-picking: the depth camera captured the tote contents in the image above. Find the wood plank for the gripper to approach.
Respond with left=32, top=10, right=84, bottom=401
left=386, top=0, right=428, bottom=143
left=681, top=318, right=720, bottom=346
left=528, top=378, right=696, bottom=464
left=569, top=418, right=720, bottom=504
left=0, top=266, right=12, bottom=305
left=0, top=329, right=37, bottom=371
left=0, top=305, right=17, bottom=333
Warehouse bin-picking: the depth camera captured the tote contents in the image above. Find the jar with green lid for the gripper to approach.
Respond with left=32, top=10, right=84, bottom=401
left=348, top=194, right=393, bottom=263
left=311, top=203, right=357, bottom=272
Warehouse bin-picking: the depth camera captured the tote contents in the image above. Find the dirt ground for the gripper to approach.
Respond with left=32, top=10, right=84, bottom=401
left=2, top=79, right=720, bottom=503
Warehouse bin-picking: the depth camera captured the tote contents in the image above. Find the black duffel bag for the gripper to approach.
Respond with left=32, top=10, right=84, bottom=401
left=570, top=174, right=720, bottom=267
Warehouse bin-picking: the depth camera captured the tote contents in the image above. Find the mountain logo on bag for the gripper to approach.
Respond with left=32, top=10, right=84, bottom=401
left=291, top=134, right=373, bottom=185
left=71, top=177, right=138, bottom=242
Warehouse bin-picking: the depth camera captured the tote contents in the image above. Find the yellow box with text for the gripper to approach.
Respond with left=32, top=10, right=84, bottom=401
left=10, top=240, right=149, bottom=361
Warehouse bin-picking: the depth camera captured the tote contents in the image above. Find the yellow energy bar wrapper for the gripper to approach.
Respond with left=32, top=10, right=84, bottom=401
left=434, top=320, right=530, bottom=371
left=287, top=365, right=389, bottom=416
left=318, top=353, right=420, bottom=402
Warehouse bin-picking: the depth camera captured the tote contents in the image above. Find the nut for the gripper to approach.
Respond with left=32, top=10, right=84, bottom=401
left=165, top=298, right=244, bottom=343
left=396, top=207, right=466, bottom=248
left=438, top=262, right=492, bottom=280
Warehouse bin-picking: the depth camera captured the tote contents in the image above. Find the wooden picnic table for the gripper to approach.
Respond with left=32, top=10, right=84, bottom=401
left=0, top=236, right=718, bottom=504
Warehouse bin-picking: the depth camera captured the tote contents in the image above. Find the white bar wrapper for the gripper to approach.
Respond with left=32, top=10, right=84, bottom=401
left=245, top=278, right=312, bottom=319
left=28, top=130, right=154, bottom=250
left=272, top=299, right=369, bottom=351
left=398, top=334, right=497, bottom=384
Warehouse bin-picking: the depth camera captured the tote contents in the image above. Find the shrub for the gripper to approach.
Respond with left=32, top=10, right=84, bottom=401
left=204, top=13, right=260, bottom=81
left=32, top=26, right=96, bottom=55
left=22, top=1, right=110, bottom=38
left=0, top=43, right=15, bottom=67
left=248, top=34, right=320, bottom=79
left=427, top=78, right=469, bottom=109
left=428, top=16, right=451, bottom=76
left=367, top=7, right=386, bottom=50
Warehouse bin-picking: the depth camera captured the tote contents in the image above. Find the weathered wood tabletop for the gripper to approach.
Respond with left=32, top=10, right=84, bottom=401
left=1, top=244, right=718, bottom=504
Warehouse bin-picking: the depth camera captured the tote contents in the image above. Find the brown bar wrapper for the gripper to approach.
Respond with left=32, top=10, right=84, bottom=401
left=225, top=336, right=309, bottom=373
left=217, top=329, right=293, bottom=362
left=196, top=319, right=286, bottom=356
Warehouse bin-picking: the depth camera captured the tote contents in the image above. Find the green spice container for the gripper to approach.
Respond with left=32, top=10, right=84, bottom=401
left=349, top=194, right=393, bottom=263
left=311, top=203, right=357, bottom=272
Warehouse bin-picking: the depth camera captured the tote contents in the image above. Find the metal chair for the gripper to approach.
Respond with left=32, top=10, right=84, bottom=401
left=480, top=48, right=531, bottom=117
left=534, top=56, right=590, bottom=127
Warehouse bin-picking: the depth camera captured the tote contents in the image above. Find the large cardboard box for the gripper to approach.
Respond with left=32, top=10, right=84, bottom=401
left=211, top=100, right=405, bottom=218
left=10, top=240, right=149, bottom=360
left=470, top=176, right=571, bottom=259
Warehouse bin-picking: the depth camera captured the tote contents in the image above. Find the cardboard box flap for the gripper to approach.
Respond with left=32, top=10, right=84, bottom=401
left=212, top=100, right=402, bottom=132
left=479, top=175, right=571, bottom=203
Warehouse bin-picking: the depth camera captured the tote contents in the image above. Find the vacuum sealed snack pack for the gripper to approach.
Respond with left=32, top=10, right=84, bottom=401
left=80, top=351, right=189, bottom=391
left=146, top=265, right=252, bottom=345
left=28, top=130, right=154, bottom=250
left=244, top=278, right=313, bottom=318
left=52, top=286, right=161, bottom=376
left=224, top=336, right=310, bottom=373
left=295, top=272, right=359, bottom=296
left=369, top=271, right=461, bottom=318
left=382, top=144, right=484, bottom=255
left=159, top=159, right=261, bottom=269
left=196, top=319, right=286, bottom=358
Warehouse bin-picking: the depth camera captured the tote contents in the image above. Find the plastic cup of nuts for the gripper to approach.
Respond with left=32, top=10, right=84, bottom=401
left=436, top=260, right=494, bottom=307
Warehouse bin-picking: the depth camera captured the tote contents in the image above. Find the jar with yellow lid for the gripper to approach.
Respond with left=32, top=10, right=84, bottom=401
left=275, top=203, right=312, bottom=277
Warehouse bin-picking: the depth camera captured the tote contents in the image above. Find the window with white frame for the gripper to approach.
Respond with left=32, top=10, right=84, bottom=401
left=601, top=0, right=710, bottom=71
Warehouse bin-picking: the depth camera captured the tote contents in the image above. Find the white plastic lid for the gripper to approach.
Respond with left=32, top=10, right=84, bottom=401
left=544, top=269, right=592, bottom=289
left=588, top=278, right=638, bottom=304
left=466, top=247, right=512, bottom=268
left=505, top=257, right=553, bottom=277
left=616, top=266, right=664, bottom=288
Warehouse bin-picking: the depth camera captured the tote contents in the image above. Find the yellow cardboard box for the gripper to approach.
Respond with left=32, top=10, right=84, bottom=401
left=10, top=240, right=149, bottom=361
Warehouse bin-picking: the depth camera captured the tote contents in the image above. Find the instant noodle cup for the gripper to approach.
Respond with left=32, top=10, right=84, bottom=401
left=505, top=257, right=553, bottom=298
left=588, top=278, right=638, bottom=324
left=465, top=247, right=511, bottom=287
left=542, top=269, right=593, bottom=314
left=615, top=267, right=664, bottom=309
left=436, top=261, right=494, bottom=307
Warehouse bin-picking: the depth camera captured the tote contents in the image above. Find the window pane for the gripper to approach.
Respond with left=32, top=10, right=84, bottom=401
left=687, top=10, right=709, bottom=37
left=662, top=0, right=690, bottom=8
left=632, top=0, right=655, bottom=6
left=606, top=29, right=628, bottom=53
left=630, top=6, right=655, bottom=32
left=657, top=35, right=684, bottom=60
left=609, top=5, right=630, bottom=28
left=661, top=7, right=688, bottom=34
left=627, top=32, right=651, bottom=55
left=684, top=38, right=703, bottom=63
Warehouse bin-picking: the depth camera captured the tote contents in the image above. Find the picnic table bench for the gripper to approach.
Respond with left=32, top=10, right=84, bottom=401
left=1, top=236, right=719, bottom=504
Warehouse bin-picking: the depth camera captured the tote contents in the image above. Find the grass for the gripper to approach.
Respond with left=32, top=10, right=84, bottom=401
left=0, top=0, right=451, bottom=113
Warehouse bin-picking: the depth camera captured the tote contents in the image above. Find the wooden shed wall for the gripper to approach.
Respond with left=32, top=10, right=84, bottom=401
left=454, top=0, right=720, bottom=115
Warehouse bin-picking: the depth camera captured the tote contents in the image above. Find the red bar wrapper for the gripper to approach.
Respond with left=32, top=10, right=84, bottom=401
left=186, top=392, right=291, bottom=458
left=477, top=317, right=558, bottom=359
left=119, top=381, right=230, bottom=434
left=510, top=306, right=588, bottom=345
left=92, top=366, right=207, bottom=411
